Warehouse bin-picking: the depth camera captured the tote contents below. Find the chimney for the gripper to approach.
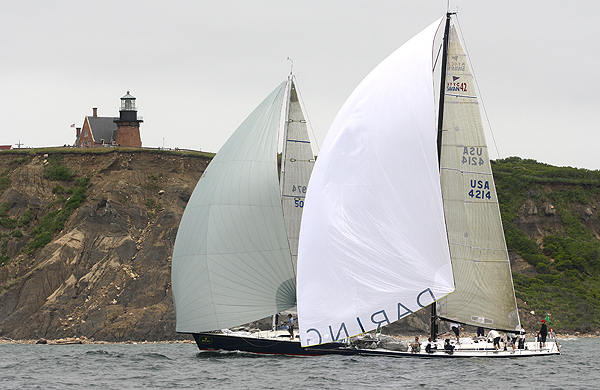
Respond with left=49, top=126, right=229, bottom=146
left=93, top=107, right=98, bottom=118
left=76, top=127, right=81, bottom=137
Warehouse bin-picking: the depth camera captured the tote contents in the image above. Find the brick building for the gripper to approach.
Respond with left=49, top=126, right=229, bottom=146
left=75, top=91, right=143, bottom=148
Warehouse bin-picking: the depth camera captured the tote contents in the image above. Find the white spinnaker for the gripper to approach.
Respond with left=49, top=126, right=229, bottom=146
left=297, top=18, right=455, bottom=347
left=280, top=80, right=315, bottom=274
left=172, top=81, right=296, bottom=333
left=437, top=25, right=520, bottom=331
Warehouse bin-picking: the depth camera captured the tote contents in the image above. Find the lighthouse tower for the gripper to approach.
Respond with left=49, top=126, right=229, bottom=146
left=114, top=91, right=143, bottom=147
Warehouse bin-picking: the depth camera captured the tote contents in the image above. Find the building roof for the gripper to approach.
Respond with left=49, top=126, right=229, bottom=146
left=89, top=116, right=118, bottom=144
left=121, top=91, right=135, bottom=100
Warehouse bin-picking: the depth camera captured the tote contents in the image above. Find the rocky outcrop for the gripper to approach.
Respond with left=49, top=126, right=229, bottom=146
left=0, top=150, right=209, bottom=341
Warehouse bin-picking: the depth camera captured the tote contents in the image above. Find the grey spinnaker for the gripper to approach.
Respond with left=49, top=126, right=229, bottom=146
left=172, top=81, right=297, bottom=332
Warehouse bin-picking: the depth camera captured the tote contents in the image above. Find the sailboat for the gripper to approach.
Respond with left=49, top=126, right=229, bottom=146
left=296, top=13, right=560, bottom=357
left=171, top=75, right=346, bottom=355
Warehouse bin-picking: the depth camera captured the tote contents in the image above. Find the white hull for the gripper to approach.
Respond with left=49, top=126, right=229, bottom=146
left=410, top=340, right=561, bottom=358
left=390, top=338, right=559, bottom=358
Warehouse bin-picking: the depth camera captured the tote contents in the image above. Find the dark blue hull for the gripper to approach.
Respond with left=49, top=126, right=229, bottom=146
left=192, top=333, right=346, bottom=356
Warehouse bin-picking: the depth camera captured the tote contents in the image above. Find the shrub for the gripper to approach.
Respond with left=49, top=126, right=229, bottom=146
left=10, top=157, right=28, bottom=165
left=28, top=231, right=52, bottom=252
left=26, top=181, right=88, bottom=253
left=522, top=253, right=548, bottom=267
left=44, top=165, right=72, bottom=181
left=535, top=262, right=550, bottom=274
left=76, top=176, right=90, bottom=189
left=0, top=202, right=8, bottom=217
left=0, top=176, right=10, bottom=194
left=17, top=209, right=33, bottom=226
left=0, top=217, right=15, bottom=229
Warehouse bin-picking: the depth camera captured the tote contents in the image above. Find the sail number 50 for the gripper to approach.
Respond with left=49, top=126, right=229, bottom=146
left=294, top=199, right=304, bottom=208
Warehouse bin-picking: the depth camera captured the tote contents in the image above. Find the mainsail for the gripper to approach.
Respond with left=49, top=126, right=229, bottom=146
left=436, top=25, right=520, bottom=331
left=280, top=81, right=315, bottom=274
left=297, top=18, right=455, bottom=347
left=172, top=81, right=297, bottom=333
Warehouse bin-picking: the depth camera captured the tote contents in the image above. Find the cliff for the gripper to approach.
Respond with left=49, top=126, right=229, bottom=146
left=0, top=149, right=209, bottom=341
left=1, top=150, right=599, bottom=341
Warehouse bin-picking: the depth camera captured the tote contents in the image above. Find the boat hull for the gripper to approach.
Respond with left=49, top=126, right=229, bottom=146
left=310, top=345, right=561, bottom=358
left=192, top=332, right=344, bottom=356
left=192, top=333, right=560, bottom=358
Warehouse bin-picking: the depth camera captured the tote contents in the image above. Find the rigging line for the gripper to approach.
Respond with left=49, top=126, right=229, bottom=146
left=292, top=75, right=321, bottom=153
left=454, top=14, right=501, bottom=160
left=434, top=41, right=443, bottom=71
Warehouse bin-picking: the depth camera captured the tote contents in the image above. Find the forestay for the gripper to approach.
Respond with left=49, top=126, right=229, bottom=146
left=297, top=18, right=455, bottom=347
left=172, top=82, right=296, bottom=333
left=436, top=25, right=520, bottom=331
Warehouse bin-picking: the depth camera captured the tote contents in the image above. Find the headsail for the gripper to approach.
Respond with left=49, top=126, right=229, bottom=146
left=172, top=81, right=296, bottom=333
left=297, top=18, right=455, bottom=347
left=436, top=25, right=520, bottom=331
left=280, top=80, right=315, bottom=274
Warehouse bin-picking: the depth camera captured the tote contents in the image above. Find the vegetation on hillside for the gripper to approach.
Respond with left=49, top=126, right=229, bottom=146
left=494, top=157, right=600, bottom=333
left=0, top=154, right=90, bottom=263
left=2, top=149, right=600, bottom=334
left=1, top=146, right=214, bottom=159
left=0, top=147, right=212, bottom=263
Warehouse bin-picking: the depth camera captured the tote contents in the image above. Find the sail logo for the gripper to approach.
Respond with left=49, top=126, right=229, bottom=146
left=303, top=288, right=436, bottom=345
left=446, top=80, right=467, bottom=92
left=449, top=61, right=466, bottom=72
left=469, top=180, right=491, bottom=200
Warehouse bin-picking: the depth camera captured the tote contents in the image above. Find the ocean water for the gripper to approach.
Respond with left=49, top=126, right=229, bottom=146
left=0, top=338, right=595, bottom=389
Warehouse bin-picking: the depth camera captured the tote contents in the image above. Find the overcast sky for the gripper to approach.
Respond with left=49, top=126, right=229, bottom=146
left=2, top=1, right=598, bottom=169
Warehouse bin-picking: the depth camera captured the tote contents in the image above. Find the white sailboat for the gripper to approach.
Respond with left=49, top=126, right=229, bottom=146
left=296, top=14, right=560, bottom=357
left=171, top=76, right=345, bottom=355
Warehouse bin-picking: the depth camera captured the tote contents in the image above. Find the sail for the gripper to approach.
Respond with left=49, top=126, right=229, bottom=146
left=436, top=25, right=520, bottom=331
left=172, top=81, right=297, bottom=333
left=280, top=80, right=315, bottom=274
left=297, top=18, right=455, bottom=347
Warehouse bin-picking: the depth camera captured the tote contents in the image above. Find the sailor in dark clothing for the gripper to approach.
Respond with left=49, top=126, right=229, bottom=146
left=518, top=325, right=526, bottom=349
left=425, top=337, right=437, bottom=354
left=538, top=319, right=548, bottom=347
left=444, top=339, right=454, bottom=354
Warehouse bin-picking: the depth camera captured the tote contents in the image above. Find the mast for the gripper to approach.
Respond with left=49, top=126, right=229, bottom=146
left=431, top=11, right=453, bottom=342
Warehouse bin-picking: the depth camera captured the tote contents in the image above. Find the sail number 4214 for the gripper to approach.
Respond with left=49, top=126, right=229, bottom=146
left=469, top=189, right=491, bottom=199
left=469, top=180, right=491, bottom=200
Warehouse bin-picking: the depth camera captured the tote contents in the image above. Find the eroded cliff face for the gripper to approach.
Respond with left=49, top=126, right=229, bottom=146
left=2, top=151, right=599, bottom=340
left=0, top=150, right=208, bottom=341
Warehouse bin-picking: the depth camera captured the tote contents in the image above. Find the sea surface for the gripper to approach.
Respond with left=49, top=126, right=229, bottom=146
left=0, top=338, right=595, bottom=389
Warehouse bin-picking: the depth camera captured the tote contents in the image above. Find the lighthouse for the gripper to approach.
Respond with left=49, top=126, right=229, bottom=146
left=114, top=91, right=143, bottom=147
